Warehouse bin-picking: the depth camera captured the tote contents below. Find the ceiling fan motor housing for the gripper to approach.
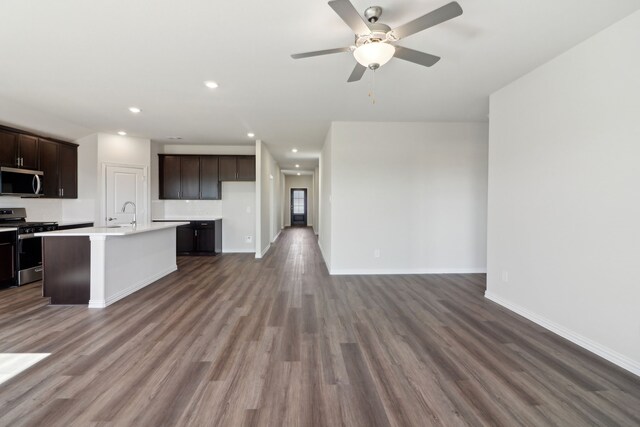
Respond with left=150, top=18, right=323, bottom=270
left=364, top=6, right=383, bottom=23
left=354, top=22, right=391, bottom=47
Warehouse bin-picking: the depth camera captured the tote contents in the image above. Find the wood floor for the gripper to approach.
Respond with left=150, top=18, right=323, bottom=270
left=0, top=227, right=639, bottom=426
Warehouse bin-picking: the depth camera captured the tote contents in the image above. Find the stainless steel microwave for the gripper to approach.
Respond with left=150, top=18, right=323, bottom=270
left=0, top=167, right=44, bottom=197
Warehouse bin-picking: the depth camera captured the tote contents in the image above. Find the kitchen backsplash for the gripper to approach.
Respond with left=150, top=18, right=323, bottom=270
left=0, top=197, right=63, bottom=221
left=154, top=200, right=223, bottom=219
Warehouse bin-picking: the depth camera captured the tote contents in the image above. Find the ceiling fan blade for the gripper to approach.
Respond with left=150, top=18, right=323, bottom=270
left=394, top=46, right=441, bottom=67
left=347, top=63, right=367, bottom=82
left=291, top=47, right=351, bottom=59
left=328, top=0, right=371, bottom=36
left=390, top=1, right=463, bottom=40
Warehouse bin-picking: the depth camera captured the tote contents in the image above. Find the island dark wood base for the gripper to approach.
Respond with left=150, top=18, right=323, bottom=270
left=42, top=236, right=90, bottom=304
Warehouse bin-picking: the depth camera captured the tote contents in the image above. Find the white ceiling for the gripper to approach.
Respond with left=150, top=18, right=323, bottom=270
left=1, top=0, right=639, bottom=170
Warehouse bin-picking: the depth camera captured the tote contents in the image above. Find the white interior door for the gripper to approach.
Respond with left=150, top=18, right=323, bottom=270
left=105, top=165, right=146, bottom=226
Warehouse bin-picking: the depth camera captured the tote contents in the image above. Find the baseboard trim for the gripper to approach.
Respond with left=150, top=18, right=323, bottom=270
left=88, top=265, right=177, bottom=309
left=485, top=291, right=640, bottom=378
left=317, top=241, right=331, bottom=271
left=255, top=244, right=270, bottom=259
left=223, top=248, right=255, bottom=253
left=329, top=268, right=487, bottom=275
left=271, top=230, right=281, bottom=243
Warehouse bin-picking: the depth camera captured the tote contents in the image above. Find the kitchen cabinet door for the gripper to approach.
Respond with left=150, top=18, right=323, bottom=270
left=218, top=156, right=237, bottom=181
left=159, top=155, right=181, bottom=199
left=236, top=156, right=256, bottom=181
left=0, top=130, right=18, bottom=167
left=0, top=233, right=16, bottom=288
left=58, top=143, right=77, bottom=198
left=180, top=156, right=200, bottom=200
left=38, top=139, right=60, bottom=197
left=18, top=134, right=39, bottom=170
left=38, top=139, right=77, bottom=198
left=195, top=227, right=216, bottom=253
left=176, top=225, right=196, bottom=254
left=199, top=156, right=220, bottom=199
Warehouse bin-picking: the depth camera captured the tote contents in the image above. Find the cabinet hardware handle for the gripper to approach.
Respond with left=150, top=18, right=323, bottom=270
left=195, top=230, right=198, bottom=237
left=61, top=188, right=64, bottom=197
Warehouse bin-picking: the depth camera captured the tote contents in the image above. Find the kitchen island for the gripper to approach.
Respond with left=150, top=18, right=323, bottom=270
left=36, top=222, right=188, bottom=307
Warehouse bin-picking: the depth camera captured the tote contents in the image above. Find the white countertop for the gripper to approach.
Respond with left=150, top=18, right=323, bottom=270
left=0, top=227, right=18, bottom=233
left=152, top=217, right=222, bottom=221
left=35, top=221, right=189, bottom=237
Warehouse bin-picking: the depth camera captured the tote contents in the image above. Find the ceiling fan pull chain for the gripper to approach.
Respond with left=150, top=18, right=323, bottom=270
left=371, top=69, right=376, bottom=105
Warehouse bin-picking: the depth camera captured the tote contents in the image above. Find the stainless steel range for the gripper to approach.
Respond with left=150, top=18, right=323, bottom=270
left=0, top=208, right=57, bottom=285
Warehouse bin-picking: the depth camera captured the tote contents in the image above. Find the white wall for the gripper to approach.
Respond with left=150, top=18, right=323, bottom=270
left=318, top=128, right=333, bottom=270
left=486, top=10, right=640, bottom=376
left=321, top=121, right=488, bottom=274
left=283, top=174, right=314, bottom=227
left=96, top=133, right=151, bottom=226
left=151, top=143, right=257, bottom=253
left=255, top=141, right=281, bottom=257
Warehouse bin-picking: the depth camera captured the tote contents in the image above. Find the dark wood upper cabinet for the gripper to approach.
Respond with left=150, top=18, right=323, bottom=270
left=180, top=156, right=200, bottom=200
left=37, top=138, right=78, bottom=198
left=39, top=139, right=59, bottom=197
left=200, top=156, right=220, bottom=200
left=159, top=154, right=254, bottom=200
left=218, top=156, right=237, bottom=181
left=159, top=155, right=181, bottom=199
left=18, top=134, right=39, bottom=170
left=0, top=130, right=18, bottom=167
left=0, top=131, right=40, bottom=169
left=58, top=143, right=77, bottom=198
left=236, top=156, right=256, bottom=181
left=218, top=155, right=256, bottom=181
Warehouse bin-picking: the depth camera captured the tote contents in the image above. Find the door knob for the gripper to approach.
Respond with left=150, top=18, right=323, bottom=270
left=107, top=217, right=116, bottom=221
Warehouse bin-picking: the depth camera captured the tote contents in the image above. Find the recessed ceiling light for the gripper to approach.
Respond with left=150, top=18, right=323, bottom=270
left=117, top=131, right=127, bottom=136
left=291, top=148, right=298, bottom=153
left=167, top=136, right=182, bottom=140
left=295, top=164, right=300, bottom=168
left=297, top=172, right=301, bottom=176
left=247, top=132, right=255, bottom=138
left=204, top=81, right=219, bottom=89
left=128, top=107, right=141, bottom=113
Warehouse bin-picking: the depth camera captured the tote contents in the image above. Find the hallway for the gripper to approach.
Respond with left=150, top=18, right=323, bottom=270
left=0, top=227, right=638, bottom=426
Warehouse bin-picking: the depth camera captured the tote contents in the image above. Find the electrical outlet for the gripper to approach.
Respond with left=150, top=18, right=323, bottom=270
left=374, top=249, right=381, bottom=258
left=245, top=235, right=253, bottom=243
left=501, top=270, right=509, bottom=283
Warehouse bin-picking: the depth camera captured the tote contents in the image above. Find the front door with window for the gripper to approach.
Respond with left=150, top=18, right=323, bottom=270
left=290, top=188, right=307, bottom=226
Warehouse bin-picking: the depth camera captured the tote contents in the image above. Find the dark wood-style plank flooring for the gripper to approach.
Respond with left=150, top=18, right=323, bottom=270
left=0, top=227, right=639, bottom=426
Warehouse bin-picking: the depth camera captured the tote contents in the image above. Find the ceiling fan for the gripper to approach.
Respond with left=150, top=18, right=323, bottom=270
left=291, top=0, right=463, bottom=82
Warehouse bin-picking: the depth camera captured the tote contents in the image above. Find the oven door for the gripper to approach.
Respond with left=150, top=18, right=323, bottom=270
left=17, top=233, right=43, bottom=285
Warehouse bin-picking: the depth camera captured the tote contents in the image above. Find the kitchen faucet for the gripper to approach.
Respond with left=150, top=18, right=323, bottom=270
left=121, top=201, right=137, bottom=227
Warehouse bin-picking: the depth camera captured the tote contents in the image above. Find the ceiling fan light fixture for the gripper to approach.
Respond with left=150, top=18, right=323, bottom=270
left=353, top=42, right=395, bottom=69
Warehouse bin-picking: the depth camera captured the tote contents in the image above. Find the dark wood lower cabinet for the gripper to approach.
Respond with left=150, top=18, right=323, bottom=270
left=42, top=236, right=90, bottom=304
left=0, top=232, right=16, bottom=288
left=176, top=225, right=196, bottom=254
left=166, top=220, right=222, bottom=255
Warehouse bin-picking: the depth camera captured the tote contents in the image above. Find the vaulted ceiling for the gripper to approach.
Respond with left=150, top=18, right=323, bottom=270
left=1, top=0, right=639, bottom=170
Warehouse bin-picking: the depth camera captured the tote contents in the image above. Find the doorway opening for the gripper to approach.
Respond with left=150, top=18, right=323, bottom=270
left=290, top=188, right=307, bottom=226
